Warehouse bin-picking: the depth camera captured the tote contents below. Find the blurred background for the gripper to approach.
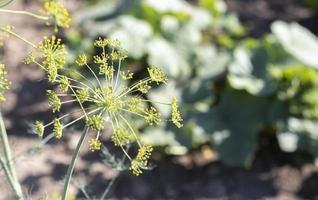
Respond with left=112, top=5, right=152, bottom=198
left=2, top=0, right=318, bottom=199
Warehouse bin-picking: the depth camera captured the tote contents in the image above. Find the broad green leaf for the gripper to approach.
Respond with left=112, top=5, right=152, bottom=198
left=271, top=21, right=318, bottom=68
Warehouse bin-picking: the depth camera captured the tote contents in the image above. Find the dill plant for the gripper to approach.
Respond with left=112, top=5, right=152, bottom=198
left=25, top=36, right=184, bottom=198
left=0, top=0, right=183, bottom=198
left=2, top=28, right=183, bottom=200
left=0, top=0, right=70, bottom=199
left=33, top=37, right=182, bottom=171
left=26, top=36, right=183, bottom=175
left=0, top=0, right=70, bottom=32
left=0, top=63, right=23, bottom=199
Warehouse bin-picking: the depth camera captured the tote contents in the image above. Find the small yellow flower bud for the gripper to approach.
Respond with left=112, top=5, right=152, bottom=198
left=93, top=53, right=108, bottom=64
left=127, top=97, right=142, bottom=112
left=136, top=145, right=153, bottom=164
left=76, top=88, right=89, bottom=103
left=110, top=49, right=128, bottom=60
left=94, top=37, right=111, bottom=48
left=89, top=138, right=102, bottom=152
left=137, top=81, right=151, bottom=94
left=47, top=90, right=61, bottom=113
left=171, top=97, right=183, bottom=128
left=145, top=106, right=161, bottom=125
left=121, top=70, right=133, bottom=80
left=58, top=75, right=70, bottom=92
left=23, top=51, right=36, bottom=64
left=147, top=67, right=167, bottom=84
left=42, top=0, right=71, bottom=30
left=99, top=64, right=114, bottom=79
left=53, top=118, right=63, bottom=139
left=130, top=159, right=144, bottom=176
left=87, top=115, right=104, bottom=131
left=34, top=121, right=45, bottom=138
left=75, top=53, right=87, bottom=66
left=111, top=129, right=131, bottom=146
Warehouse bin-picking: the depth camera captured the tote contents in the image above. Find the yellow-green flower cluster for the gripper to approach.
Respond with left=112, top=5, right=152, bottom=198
left=76, top=88, right=89, bottom=103
left=58, top=75, right=69, bottom=92
left=36, top=36, right=67, bottom=82
left=89, top=138, right=102, bottom=152
left=0, top=64, right=11, bottom=102
left=32, top=38, right=183, bottom=175
left=41, top=0, right=71, bottom=31
left=87, top=115, right=104, bottom=131
left=47, top=90, right=61, bottom=113
left=75, top=53, right=87, bottom=66
left=147, top=67, right=167, bottom=84
left=34, top=120, right=45, bottom=138
left=145, top=107, right=161, bottom=125
left=111, top=129, right=131, bottom=146
left=53, top=118, right=63, bottom=139
left=130, top=145, right=153, bottom=176
left=171, top=97, right=183, bottom=128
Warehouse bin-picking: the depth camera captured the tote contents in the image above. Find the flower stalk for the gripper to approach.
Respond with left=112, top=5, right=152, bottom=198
left=0, top=110, right=24, bottom=200
left=61, top=127, right=89, bottom=200
left=0, top=9, right=49, bottom=20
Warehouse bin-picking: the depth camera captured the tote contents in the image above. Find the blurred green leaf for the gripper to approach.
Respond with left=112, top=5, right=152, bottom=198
left=271, top=21, right=318, bottom=68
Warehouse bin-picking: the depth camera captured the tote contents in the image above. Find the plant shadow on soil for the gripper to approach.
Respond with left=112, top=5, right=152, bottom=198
left=100, top=130, right=317, bottom=200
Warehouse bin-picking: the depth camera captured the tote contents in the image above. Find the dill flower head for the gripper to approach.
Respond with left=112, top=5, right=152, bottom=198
left=147, top=67, right=167, bottom=84
left=0, top=64, right=11, bottom=102
left=32, top=38, right=183, bottom=175
left=136, top=145, right=153, bottom=164
left=76, top=88, right=89, bottom=103
left=37, top=36, right=67, bottom=82
left=34, top=121, right=44, bottom=138
left=89, top=138, right=102, bottom=152
left=41, top=0, right=71, bottom=31
left=130, top=159, right=144, bottom=176
left=121, top=70, right=133, bottom=80
left=171, top=97, right=183, bottom=128
left=111, top=129, right=132, bottom=146
left=87, top=115, right=104, bottom=131
left=145, top=107, right=161, bottom=125
left=75, top=53, right=87, bottom=66
left=24, top=36, right=67, bottom=83
left=53, top=118, right=63, bottom=139
left=129, top=145, right=153, bottom=176
left=58, top=75, right=70, bottom=92
left=47, top=90, right=61, bottom=113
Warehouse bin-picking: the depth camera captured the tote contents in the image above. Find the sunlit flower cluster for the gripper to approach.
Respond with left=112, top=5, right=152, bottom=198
left=40, top=0, right=71, bottom=31
left=31, top=37, right=183, bottom=175
left=130, top=145, right=153, bottom=176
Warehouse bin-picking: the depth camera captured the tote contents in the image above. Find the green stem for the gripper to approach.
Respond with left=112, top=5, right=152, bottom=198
left=100, top=174, right=117, bottom=200
left=0, top=27, right=37, bottom=48
left=100, top=145, right=129, bottom=200
left=62, top=127, right=89, bottom=200
left=0, top=111, right=24, bottom=199
left=0, top=9, right=49, bottom=20
left=0, top=0, right=14, bottom=8
left=0, top=157, right=16, bottom=194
